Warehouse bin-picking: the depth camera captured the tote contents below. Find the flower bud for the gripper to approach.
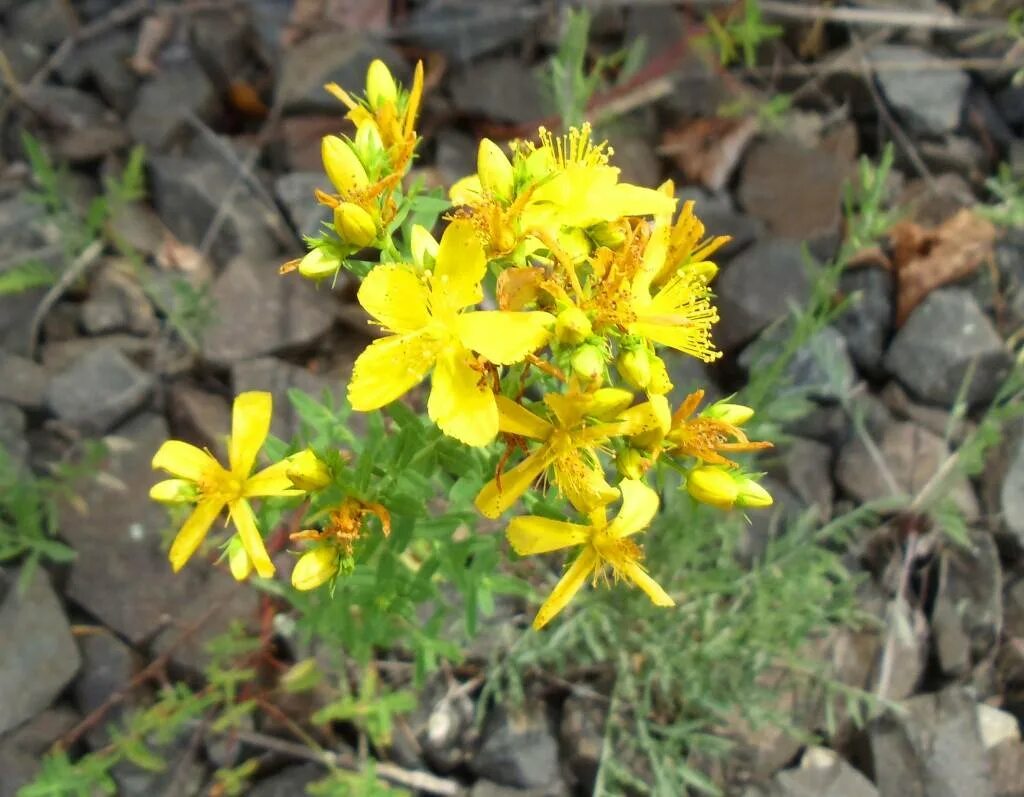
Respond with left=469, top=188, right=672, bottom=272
left=365, top=59, right=398, bottom=109
left=589, top=221, right=627, bottom=249
left=354, top=121, right=385, bottom=164
left=735, top=476, right=773, bottom=508
left=292, top=546, right=340, bottom=591
left=334, top=202, right=377, bottom=248
left=477, top=138, right=514, bottom=202
left=570, top=343, right=605, bottom=382
left=298, top=247, right=340, bottom=280
left=411, top=224, right=439, bottom=268
left=618, top=448, right=647, bottom=480
left=685, top=466, right=739, bottom=510
left=228, top=540, right=253, bottom=581
left=702, top=401, right=754, bottom=426
left=149, top=479, right=198, bottom=505
left=285, top=449, right=332, bottom=491
left=554, top=307, right=592, bottom=345
left=647, top=355, right=673, bottom=396
left=616, top=345, right=652, bottom=391
left=684, top=260, right=719, bottom=284
left=322, top=135, right=369, bottom=196
left=587, top=388, right=634, bottom=419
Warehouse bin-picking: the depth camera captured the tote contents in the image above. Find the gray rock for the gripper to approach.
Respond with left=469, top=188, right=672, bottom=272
left=775, top=437, right=834, bottom=522
left=989, top=739, right=1024, bottom=797
left=676, top=187, right=762, bottom=260
left=188, top=7, right=252, bottom=80
left=202, top=257, right=336, bottom=365
left=249, top=764, right=323, bottom=797
left=663, top=353, right=722, bottom=405
left=976, top=705, right=1020, bottom=751
left=450, top=57, right=549, bottom=124
left=396, top=1, right=540, bottom=65
left=149, top=155, right=278, bottom=264
left=870, top=45, right=969, bottom=136
left=560, top=694, right=605, bottom=793
left=127, top=62, right=218, bottom=151
left=836, top=421, right=979, bottom=519
left=714, top=239, right=816, bottom=351
left=472, top=702, right=561, bottom=790
left=995, top=84, right=1024, bottom=128
left=1000, top=438, right=1024, bottom=549
left=834, top=267, right=893, bottom=376
left=22, top=85, right=129, bottom=163
left=73, top=630, right=137, bottom=716
left=276, top=32, right=409, bottom=113
left=167, top=383, right=231, bottom=460
left=738, top=137, right=848, bottom=257
left=412, top=676, right=475, bottom=772
left=0, top=568, right=81, bottom=735
left=0, top=403, right=28, bottom=470
left=435, top=129, right=479, bottom=186
left=275, top=173, right=332, bottom=240
left=45, top=346, right=154, bottom=433
left=625, top=3, right=687, bottom=62
left=879, top=382, right=971, bottom=444
left=0, top=34, right=45, bottom=83
left=471, top=781, right=567, bottom=797
left=885, top=289, right=1010, bottom=408
left=40, top=334, right=156, bottom=373
left=0, top=707, right=79, bottom=797
left=770, top=746, right=879, bottom=797
left=0, top=353, right=48, bottom=409
left=56, top=29, right=138, bottom=113
left=611, top=133, right=662, bottom=188
left=869, top=687, right=994, bottom=797
left=874, top=597, right=928, bottom=701
left=81, top=263, right=158, bottom=337
left=740, top=325, right=856, bottom=402
left=0, top=196, right=60, bottom=355
left=8, top=0, right=72, bottom=48
left=932, top=533, right=1003, bottom=676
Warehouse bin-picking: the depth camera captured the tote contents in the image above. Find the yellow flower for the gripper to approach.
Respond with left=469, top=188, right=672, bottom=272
left=284, top=449, right=331, bottom=491
left=347, top=220, right=553, bottom=446
left=150, top=392, right=303, bottom=578
left=476, top=388, right=658, bottom=518
left=507, top=479, right=674, bottom=629
left=667, top=389, right=771, bottom=467
left=652, top=183, right=732, bottom=287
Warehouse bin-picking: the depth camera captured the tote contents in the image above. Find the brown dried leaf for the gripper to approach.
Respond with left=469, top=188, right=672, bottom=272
left=891, top=208, right=996, bottom=326
left=658, top=116, right=758, bottom=192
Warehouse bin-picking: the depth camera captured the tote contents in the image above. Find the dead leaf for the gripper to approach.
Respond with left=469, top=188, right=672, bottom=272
left=658, top=116, right=758, bottom=192
left=157, top=231, right=211, bottom=278
left=890, top=208, right=996, bottom=326
left=228, top=80, right=269, bottom=118
left=128, top=11, right=175, bottom=76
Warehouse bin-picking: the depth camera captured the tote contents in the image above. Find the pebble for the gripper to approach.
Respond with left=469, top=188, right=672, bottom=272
left=127, top=61, right=218, bottom=152
left=450, top=57, right=549, bottom=124
left=248, top=763, right=323, bottom=797
left=766, top=746, right=880, bottom=797
left=274, top=173, right=332, bottom=241
left=1000, top=438, right=1024, bottom=549
left=869, top=44, right=969, bottom=136
left=471, top=702, right=562, bottom=790
left=834, top=267, right=894, bottom=377
left=0, top=353, right=47, bottom=410
left=45, top=346, right=154, bottom=434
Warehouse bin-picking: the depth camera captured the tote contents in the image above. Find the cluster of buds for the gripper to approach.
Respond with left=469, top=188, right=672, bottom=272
left=150, top=61, right=775, bottom=629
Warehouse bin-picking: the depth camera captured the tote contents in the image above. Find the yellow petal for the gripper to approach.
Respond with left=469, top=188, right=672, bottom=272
left=284, top=449, right=331, bottom=491
left=620, top=560, right=675, bottom=607
left=455, top=310, right=552, bottom=365
left=228, top=499, right=274, bottom=578
left=403, top=60, right=424, bottom=137
left=244, top=460, right=305, bottom=498
left=152, top=440, right=220, bottom=482
left=348, top=332, right=440, bottom=411
left=475, top=446, right=556, bottom=519
left=427, top=347, right=497, bottom=446
left=450, top=175, right=483, bottom=205
left=607, top=479, right=659, bottom=538
left=556, top=453, right=619, bottom=516
left=149, top=478, right=198, bottom=505
left=411, top=224, right=439, bottom=268
left=631, top=321, right=719, bottom=362
left=228, top=539, right=253, bottom=581
left=432, top=219, right=485, bottom=312
left=229, top=391, right=273, bottom=478
left=605, top=181, right=677, bottom=220
left=168, top=498, right=225, bottom=573
left=358, top=264, right=430, bottom=334
left=496, top=395, right=552, bottom=439
left=533, top=548, right=598, bottom=630
left=507, top=515, right=590, bottom=556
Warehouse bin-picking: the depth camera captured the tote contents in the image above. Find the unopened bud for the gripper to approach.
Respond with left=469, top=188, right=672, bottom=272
left=554, top=307, right=592, bottom=345
left=149, top=479, right=198, bottom=505
left=589, top=221, right=627, bottom=249
left=365, top=59, right=398, bottom=109
left=334, top=202, right=378, bottom=248
left=735, top=476, right=773, bottom=508
left=587, top=388, right=634, bottom=419
left=322, top=135, right=369, bottom=196
left=616, top=345, right=652, bottom=391
left=354, top=121, right=385, bottom=164
left=618, top=448, right=647, bottom=480
left=298, top=247, right=340, bottom=280
left=477, top=138, right=514, bottom=202
left=685, top=466, right=739, bottom=510
left=702, top=401, right=754, bottom=426
left=285, top=449, right=332, bottom=491
left=292, top=546, right=340, bottom=591
left=570, top=344, right=605, bottom=382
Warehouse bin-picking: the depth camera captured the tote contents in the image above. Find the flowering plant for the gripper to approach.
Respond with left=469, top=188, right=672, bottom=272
left=151, top=60, right=772, bottom=633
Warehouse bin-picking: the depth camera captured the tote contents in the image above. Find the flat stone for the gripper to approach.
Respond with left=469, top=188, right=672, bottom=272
left=740, top=325, right=856, bottom=402
left=276, top=32, right=409, bottom=114
left=73, top=629, right=138, bottom=716
left=931, top=532, right=1003, bottom=676
left=471, top=781, right=568, bottom=797
left=989, top=740, right=1024, bottom=797
left=0, top=707, right=79, bottom=797
left=560, top=694, right=606, bottom=794
left=22, top=85, right=129, bottom=162
left=201, top=257, right=336, bottom=365
left=8, top=0, right=72, bottom=48
left=714, top=239, right=815, bottom=351
left=0, top=568, right=81, bottom=736
left=836, top=421, right=979, bottom=519
left=999, top=438, right=1024, bottom=549
left=275, top=173, right=332, bottom=240
left=995, top=84, right=1024, bottom=128
left=249, top=764, right=323, bottom=797
left=435, top=129, right=478, bottom=186
left=56, top=29, right=138, bottom=113
left=771, top=746, right=879, bottom=797
left=396, top=1, right=540, bottom=65
left=450, top=56, right=549, bottom=124
left=149, top=155, right=278, bottom=264
left=0, top=352, right=48, bottom=409
left=0, top=403, right=28, bottom=470
left=977, top=705, right=1021, bottom=751
left=870, top=44, right=969, bottom=136
left=81, top=262, right=158, bottom=337
left=167, top=383, right=231, bottom=460
left=869, top=687, right=994, bottom=797
left=127, top=62, right=218, bottom=151
left=775, top=437, right=834, bottom=522
left=412, top=675, right=475, bottom=773
left=834, top=267, right=893, bottom=377
left=471, top=702, right=561, bottom=790
left=0, top=196, right=59, bottom=355
left=40, top=334, right=156, bottom=373
left=45, top=346, right=154, bottom=434
left=885, top=289, right=1010, bottom=408
left=738, top=137, right=848, bottom=255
